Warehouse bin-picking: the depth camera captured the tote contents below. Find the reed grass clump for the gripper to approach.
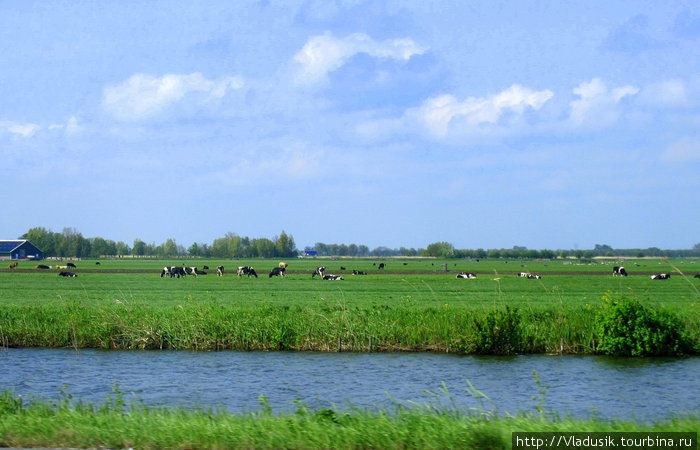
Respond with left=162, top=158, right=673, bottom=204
left=0, top=294, right=695, bottom=354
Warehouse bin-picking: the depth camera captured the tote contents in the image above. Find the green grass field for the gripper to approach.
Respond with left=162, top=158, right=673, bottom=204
left=1, top=257, right=699, bottom=353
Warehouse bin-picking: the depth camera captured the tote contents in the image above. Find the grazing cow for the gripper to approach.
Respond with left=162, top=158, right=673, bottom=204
left=340, top=266, right=346, bottom=271
left=203, top=265, right=209, bottom=270
left=67, top=262, right=77, bottom=269
left=651, top=273, right=670, bottom=280
left=352, top=270, right=367, bottom=275
left=184, top=267, right=199, bottom=278
left=36, top=265, right=51, bottom=269
left=269, top=267, right=286, bottom=277
left=171, top=267, right=187, bottom=278
left=279, top=262, right=288, bottom=269
left=216, top=266, right=224, bottom=276
left=237, top=266, right=258, bottom=278
left=7, top=262, right=18, bottom=269
left=519, top=272, right=541, bottom=279
left=323, top=274, right=344, bottom=280
left=58, top=271, right=78, bottom=277
left=456, top=272, right=477, bottom=279
left=162, top=266, right=187, bottom=278
left=612, top=266, right=628, bottom=276
left=312, top=267, right=326, bottom=278
left=95, top=261, right=100, bottom=265
left=695, top=273, right=700, bottom=279
left=378, top=263, right=385, bottom=270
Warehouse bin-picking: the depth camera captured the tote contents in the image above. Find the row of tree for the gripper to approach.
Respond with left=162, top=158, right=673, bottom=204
left=21, top=228, right=298, bottom=259
left=18, top=227, right=700, bottom=259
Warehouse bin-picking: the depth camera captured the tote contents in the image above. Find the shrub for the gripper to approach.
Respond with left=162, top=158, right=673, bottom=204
left=595, top=292, right=690, bottom=356
left=467, top=306, right=522, bottom=355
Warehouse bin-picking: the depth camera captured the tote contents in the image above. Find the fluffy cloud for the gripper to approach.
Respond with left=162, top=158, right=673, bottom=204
left=102, top=73, right=244, bottom=120
left=410, top=84, right=553, bottom=137
left=0, top=120, right=40, bottom=137
left=569, top=78, right=639, bottom=126
left=293, top=32, right=426, bottom=85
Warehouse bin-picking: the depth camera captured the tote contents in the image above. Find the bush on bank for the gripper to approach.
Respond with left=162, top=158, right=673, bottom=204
left=595, top=292, right=692, bottom=356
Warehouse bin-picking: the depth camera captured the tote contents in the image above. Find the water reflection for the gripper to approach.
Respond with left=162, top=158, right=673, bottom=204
left=1, top=349, right=698, bottom=420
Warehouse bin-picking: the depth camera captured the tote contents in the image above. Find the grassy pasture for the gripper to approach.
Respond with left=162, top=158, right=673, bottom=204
left=1, top=257, right=699, bottom=353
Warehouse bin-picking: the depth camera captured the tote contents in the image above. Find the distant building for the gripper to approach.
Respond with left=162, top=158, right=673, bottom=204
left=0, top=240, right=43, bottom=260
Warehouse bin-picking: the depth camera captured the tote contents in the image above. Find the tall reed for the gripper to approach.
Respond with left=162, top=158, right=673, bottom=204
left=1, top=298, right=690, bottom=354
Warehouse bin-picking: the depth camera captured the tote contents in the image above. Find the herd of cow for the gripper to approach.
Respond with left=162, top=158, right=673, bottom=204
left=10, top=262, right=700, bottom=281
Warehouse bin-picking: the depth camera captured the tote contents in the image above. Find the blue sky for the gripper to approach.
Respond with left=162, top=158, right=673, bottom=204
left=1, top=1, right=698, bottom=251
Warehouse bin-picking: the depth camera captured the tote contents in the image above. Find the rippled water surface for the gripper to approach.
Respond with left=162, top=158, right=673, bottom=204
left=2, top=349, right=699, bottom=420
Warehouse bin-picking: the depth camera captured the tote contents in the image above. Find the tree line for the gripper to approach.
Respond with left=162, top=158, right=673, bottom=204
left=18, top=227, right=700, bottom=259
left=20, top=228, right=298, bottom=259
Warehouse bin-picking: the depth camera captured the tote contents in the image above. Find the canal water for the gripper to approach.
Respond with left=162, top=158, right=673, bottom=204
left=1, top=349, right=698, bottom=421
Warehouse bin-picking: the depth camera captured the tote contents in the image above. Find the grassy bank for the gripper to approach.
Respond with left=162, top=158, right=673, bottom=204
left=1, top=298, right=698, bottom=354
left=1, top=390, right=697, bottom=449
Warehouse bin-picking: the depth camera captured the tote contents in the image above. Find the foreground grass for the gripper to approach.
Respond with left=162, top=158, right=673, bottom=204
left=1, top=390, right=697, bottom=449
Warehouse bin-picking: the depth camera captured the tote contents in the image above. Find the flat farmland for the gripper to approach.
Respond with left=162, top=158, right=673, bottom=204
left=1, top=257, right=699, bottom=353
left=1, top=257, right=699, bottom=309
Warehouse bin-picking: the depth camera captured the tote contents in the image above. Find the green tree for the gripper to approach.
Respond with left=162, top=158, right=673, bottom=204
left=115, top=241, right=130, bottom=256
left=424, top=241, right=454, bottom=258
left=132, top=239, right=147, bottom=256
left=21, top=227, right=58, bottom=257
left=275, top=231, right=296, bottom=257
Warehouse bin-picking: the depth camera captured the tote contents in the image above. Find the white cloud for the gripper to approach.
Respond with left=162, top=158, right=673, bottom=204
left=102, top=73, right=244, bottom=120
left=662, top=136, right=700, bottom=162
left=49, top=116, right=83, bottom=135
left=569, top=78, right=639, bottom=126
left=293, top=32, right=426, bottom=85
left=0, top=120, right=40, bottom=137
left=409, top=84, right=553, bottom=137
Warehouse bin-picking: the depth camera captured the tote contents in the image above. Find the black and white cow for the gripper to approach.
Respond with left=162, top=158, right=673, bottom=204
left=651, top=273, right=670, bottom=280
left=58, top=271, right=78, bottom=277
left=237, top=266, right=258, bottom=278
left=269, top=267, right=286, bottom=277
left=312, top=267, right=326, bottom=278
left=66, top=262, right=77, bottom=269
left=456, top=272, right=477, bottom=279
left=519, top=272, right=541, bottom=279
left=216, top=266, right=224, bottom=276
left=162, top=266, right=187, bottom=278
left=323, top=274, right=343, bottom=280
left=184, top=267, right=200, bottom=278
left=352, top=270, right=367, bottom=275
left=694, top=273, right=700, bottom=279
left=613, top=266, right=628, bottom=276
left=378, top=263, right=385, bottom=270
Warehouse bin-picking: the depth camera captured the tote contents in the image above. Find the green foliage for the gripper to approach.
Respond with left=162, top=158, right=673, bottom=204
left=466, top=306, right=522, bottom=355
left=595, top=292, right=690, bottom=356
